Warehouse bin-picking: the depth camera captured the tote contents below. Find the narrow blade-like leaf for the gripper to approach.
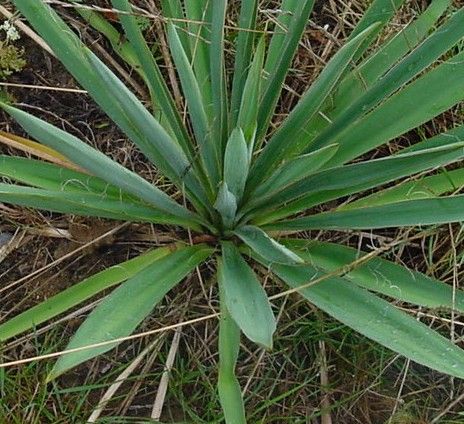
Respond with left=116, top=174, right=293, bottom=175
left=236, top=37, right=265, bottom=145
left=49, top=245, right=212, bottom=380
left=111, top=0, right=193, bottom=156
left=0, top=184, right=195, bottom=229
left=257, top=0, right=315, bottom=141
left=0, top=247, right=172, bottom=341
left=266, top=195, right=464, bottom=231
left=286, top=239, right=464, bottom=312
left=250, top=144, right=339, bottom=200
left=167, top=21, right=219, bottom=190
left=270, top=261, right=464, bottom=379
left=218, top=285, right=246, bottom=424
left=234, top=225, right=303, bottom=264
left=230, top=0, right=259, bottom=126
left=253, top=143, right=464, bottom=222
left=250, top=24, right=378, bottom=184
left=0, top=103, right=198, bottom=223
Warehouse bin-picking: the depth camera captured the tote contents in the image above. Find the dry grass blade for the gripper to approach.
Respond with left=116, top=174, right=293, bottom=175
left=87, top=335, right=166, bottom=423
left=151, top=327, right=182, bottom=420
left=0, top=130, right=85, bottom=172
left=0, top=313, right=218, bottom=368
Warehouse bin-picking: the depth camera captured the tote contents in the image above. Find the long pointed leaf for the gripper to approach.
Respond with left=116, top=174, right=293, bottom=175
left=111, top=0, right=193, bottom=157
left=210, top=0, right=229, bottom=149
left=0, top=155, right=127, bottom=198
left=266, top=195, right=464, bottom=231
left=236, top=37, right=265, bottom=145
left=218, top=285, right=246, bottom=424
left=234, top=225, right=303, bottom=264
left=250, top=144, right=339, bottom=201
left=0, top=247, right=172, bottom=341
left=307, top=10, right=464, bottom=159
left=0, top=184, right=195, bottom=229
left=230, top=0, right=259, bottom=126
left=0, top=103, right=198, bottom=223
left=249, top=24, right=378, bottom=185
left=286, top=239, right=464, bottom=312
left=270, top=261, right=464, bottom=379
left=257, top=0, right=315, bottom=142
left=341, top=168, right=464, bottom=211
left=167, top=21, right=220, bottom=190
left=253, top=143, right=464, bottom=223
left=48, top=245, right=212, bottom=380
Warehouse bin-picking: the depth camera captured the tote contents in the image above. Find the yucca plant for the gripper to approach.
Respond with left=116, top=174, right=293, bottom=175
left=1, top=0, right=464, bottom=421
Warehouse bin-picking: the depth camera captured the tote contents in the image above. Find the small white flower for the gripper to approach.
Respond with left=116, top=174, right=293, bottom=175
left=0, top=20, right=20, bottom=42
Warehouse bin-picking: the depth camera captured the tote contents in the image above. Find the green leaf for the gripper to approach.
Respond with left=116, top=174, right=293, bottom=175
left=167, top=21, right=220, bottom=190
left=0, top=247, right=172, bottom=341
left=210, top=0, right=229, bottom=148
left=214, top=183, right=237, bottom=230
left=236, top=37, right=265, bottom=144
left=266, top=195, right=464, bottom=231
left=223, top=128, right=249, bottom=201
left=347, top=0, right=406, bottom=61
left=85, top=53, right=210, bottom=210
left=218, top=242, right=276, bottom=348
left=341, top=168, right=464, bottom=211
left=249, top=24, right=378, bottom=185
left=230, top=0, right=259, bottom=126
left=307, top=10, right=464, bottom=161
left=0, top=103, right=198, bottom=224
left=295, top=0, right=451, bottom=154
left=48, top=245, right=212, bottom=380
left=257, top=0, right=315, bottom=142
left=269, top=261, right=464, bottom=379
left=0, top=184, right=195, bottom=229
left=234, top=225, right=303, bottom=264
left=160, top=0, right=191, bottom=58
left=110, top=0, right=193, bottom=155
left=0, top=155, right=127, bottom=198
left=286, top=239, right=464, bottom=312
left=9, top=0, right=197, bottom=177
left=402, top=124, right=464, bottom=154
left=73, top=4, right=141, bottom=72
left=250, top=144, right=339, bottom=201
left=335, top=0, right=451, bottom=114
left=184, top=0, right=212, bottom=112
left=253, top=143, right=464, bottom=223
left=218, top=285, right=246, bottom=424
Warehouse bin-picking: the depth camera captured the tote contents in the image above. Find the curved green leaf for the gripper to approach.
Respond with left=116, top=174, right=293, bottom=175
left=48, top=245, right=212, bottom=380
left=269, top=261, right=464, bottom=379
left=286, top=239, right=464, bottom=312
left=218, top=242, right=276, bottom=348
left=230, top=0, right=258, bottom=127
left=266, top=195, right=464, bottom=231
left=0, top=184, right=195, bottom=228
left=0, top=247, right=173, bottom=341
left=250, top=23, right=378, bottom=184
left=0, top=103, right=199, bottom=224
left=254, top=143, right=464, bottom=223
left=256, top=0, right=315, bottom=141
left=234, top=225, right=303, bottom=264
left=167, top=21, right=219, bottom=190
